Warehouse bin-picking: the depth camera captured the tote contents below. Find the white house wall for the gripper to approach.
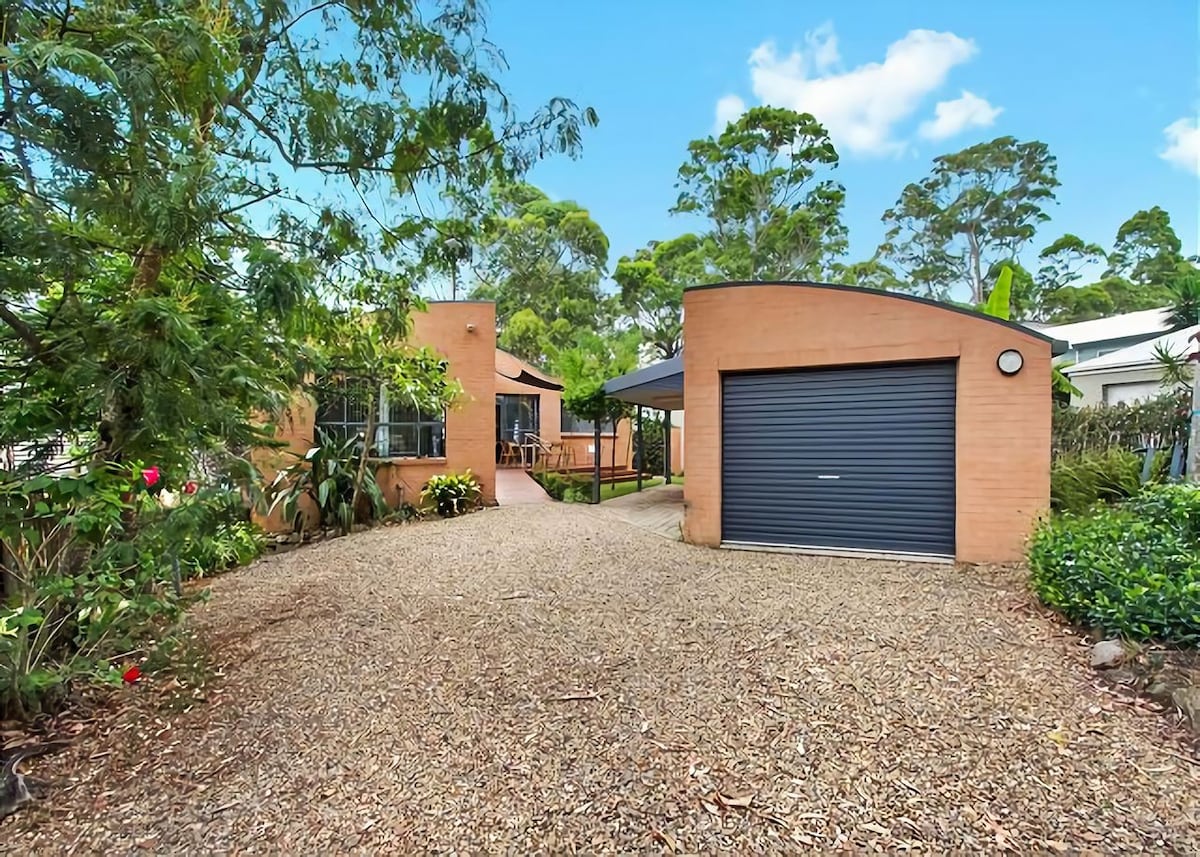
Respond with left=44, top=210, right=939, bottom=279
left=1069, top=366, right=1171, bottom=407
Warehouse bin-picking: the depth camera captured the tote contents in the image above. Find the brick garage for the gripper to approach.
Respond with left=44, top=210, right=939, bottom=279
left=681, top=283, right=1060, bottom=564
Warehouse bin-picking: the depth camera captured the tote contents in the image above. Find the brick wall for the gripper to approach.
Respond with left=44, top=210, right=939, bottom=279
left=682, top=284, right=1052, bottom=563
left=256, top=301, right=497, bottom=532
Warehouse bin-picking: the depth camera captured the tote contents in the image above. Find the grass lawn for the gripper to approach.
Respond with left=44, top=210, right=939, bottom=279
left=598, top=475, right=683, bottom=502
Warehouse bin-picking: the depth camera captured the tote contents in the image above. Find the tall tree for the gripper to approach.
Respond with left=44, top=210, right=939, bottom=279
left=1037, top=234, right=1107, bottom=294
left=879, top=136, right=1060, bottom=304
left=1038, top=214, right=1195, bottom=323
left=1106, top=207, right=1189, bottom=287
left=0, top=0, right=595, bottom=467
left=831, top=258, right=905, bottom=291
left=672, top=107, right=847, bottom=282
left=613, top=234, right=707, bottom=360
left=470, top=184, right=611, bottom=364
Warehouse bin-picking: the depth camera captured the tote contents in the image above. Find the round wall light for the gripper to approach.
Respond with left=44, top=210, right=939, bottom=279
left=997, top=348, right=1024, bottom=376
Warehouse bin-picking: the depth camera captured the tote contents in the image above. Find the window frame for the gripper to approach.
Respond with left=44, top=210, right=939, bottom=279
left=559, top=402, right=615, bottom=436
left=316, top=378, right=447, bottom=460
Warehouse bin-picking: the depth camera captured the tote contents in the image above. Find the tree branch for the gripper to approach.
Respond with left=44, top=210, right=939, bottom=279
left=0, top=300, right=54, bottom=367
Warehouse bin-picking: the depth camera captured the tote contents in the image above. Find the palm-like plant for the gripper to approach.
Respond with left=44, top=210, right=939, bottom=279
left=1167, top=269, right=1200, bottom=329
left=270, top=429, right=388, bottom=535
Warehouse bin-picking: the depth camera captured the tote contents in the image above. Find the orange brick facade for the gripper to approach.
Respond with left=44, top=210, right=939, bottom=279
left=257, top=300, right=640, bottom=532
left=682, top=284, right=1053, bottom=564
left=257, top=302, right=498, bottom=531
left=373, top=301, right=498, bottom=509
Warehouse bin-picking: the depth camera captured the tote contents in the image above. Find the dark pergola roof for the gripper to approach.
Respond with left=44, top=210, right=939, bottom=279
left=603, top=355, right=683, bottom=410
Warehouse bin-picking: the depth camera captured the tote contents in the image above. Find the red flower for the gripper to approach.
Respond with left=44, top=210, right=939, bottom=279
left=122, top=665, right=141, bottom=684
left=141, top=466, right=161, bottom=488
left=183, top=480, right=198, bottom=495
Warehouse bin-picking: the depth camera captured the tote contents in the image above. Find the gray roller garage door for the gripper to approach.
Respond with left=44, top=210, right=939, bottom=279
left=722, top=361, right=956, bottom=557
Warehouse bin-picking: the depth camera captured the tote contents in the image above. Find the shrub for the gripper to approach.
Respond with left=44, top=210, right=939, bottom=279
left=1050, top=448, right=1148, bottom=514
left=1028, top=484, right=1200, bottom=643
left=178, top=520, right=267, bottom=578
left=562, top=484, right=590, bottom=503
left=421, top=471, right=482, bottom=517
left=1052, top=392, right=1188, bottom=456
left=0, top=464, right=188, bottom=719
left=270, top=429, right=388, bottom=534
left=530, top=470, right=588, bottom=501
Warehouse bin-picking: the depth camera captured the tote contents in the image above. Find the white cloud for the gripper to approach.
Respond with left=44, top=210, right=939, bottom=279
left=804, top=21, right=840, bottom=73
left=717, top=26, right=986, bottom=157
left=918, top=90, right=1002, bottom=140
left=1161, top=117, right=1200, bottom=176
left=713, top=94, right=746, bottom=132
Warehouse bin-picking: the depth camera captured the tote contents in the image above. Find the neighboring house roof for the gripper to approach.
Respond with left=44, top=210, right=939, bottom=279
left=1034, top=307, right=1172, bottom=348
left=1064, top=323, right=1200, bottom=375
left=495, top=349, right=563, bottom=391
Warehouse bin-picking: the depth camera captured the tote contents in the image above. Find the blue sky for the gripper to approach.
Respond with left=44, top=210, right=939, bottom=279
left=484, top=0, right=1199, bottom=277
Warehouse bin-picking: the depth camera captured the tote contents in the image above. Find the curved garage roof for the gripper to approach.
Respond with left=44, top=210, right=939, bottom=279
left=603, top=282, right=1066, bottom=409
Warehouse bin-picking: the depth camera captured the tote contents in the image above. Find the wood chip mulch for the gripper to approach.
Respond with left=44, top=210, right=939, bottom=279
left=2, top=504, right=1197, bottom=854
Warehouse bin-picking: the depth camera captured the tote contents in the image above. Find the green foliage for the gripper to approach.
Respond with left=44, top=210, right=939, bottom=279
left=1106, top=206, right=1187, bottom=287
left=1051, top=392, right=1190, bottom=456
left=530, top=470, right=588, bottom=502
left=177, top=519, right=266, bottom=579
left=831, top=258, right=905, bottom=290
left=634, top=415, right=669, bottom=476
left=982, top=265, right=1014, bottom=320
left=271, top=430, right=388, bottom=534
left=614, top=234, right=707, bottom=360
left=1166, top=268, right=1200, bottom=329
left=1050, top=449, right=1149, bottom=514
left=1153, top=342, right=1194, bottom=392
left=673, top=106, right=846, bottom=282
left=880, top=136, right=1060, bottom=304
left=1037, top=211, right=1197, bottom=323
left=421, top=471, right=482, bottom=518
left=471, top=184, right=612, bottom=364
left=0, top=463, right=188, bottom=719
left=1029, top=485, right=1200, bottom=643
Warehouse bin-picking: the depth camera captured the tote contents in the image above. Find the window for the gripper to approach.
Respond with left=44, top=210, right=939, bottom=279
left=316, top=377, right=445, bottom=459
left=560, top=402, right=613, bottom=435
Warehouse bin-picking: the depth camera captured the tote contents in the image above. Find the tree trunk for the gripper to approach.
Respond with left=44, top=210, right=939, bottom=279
left=350, top=404, right=378, bottom=530
left=966, top=229, right=984, bottom=305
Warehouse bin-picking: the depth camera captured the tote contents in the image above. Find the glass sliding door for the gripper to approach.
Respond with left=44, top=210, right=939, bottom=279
left=496, top=394, right=540, bottom=444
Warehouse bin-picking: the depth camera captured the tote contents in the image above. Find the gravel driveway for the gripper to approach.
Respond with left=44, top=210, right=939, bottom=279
left=4, top=504, right=1198, bottom=853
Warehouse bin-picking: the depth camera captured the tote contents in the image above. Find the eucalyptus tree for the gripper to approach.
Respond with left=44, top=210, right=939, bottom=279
left=879, top=137, right=1059, bottom=304
left=672, top=106, right=847, bottom=283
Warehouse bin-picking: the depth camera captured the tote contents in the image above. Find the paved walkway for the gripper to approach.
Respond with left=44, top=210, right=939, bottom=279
left=598, top=482, right=684, bottom=540
left=494, top=467, right=553, bottom=505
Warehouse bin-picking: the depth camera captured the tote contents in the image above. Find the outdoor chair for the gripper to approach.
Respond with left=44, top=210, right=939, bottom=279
left=498, top=439, right=521, bottom=468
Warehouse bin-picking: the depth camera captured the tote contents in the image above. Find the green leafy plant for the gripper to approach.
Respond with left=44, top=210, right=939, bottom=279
left=1050, top=448, right=1150, bottom=514
left=562, top=484, right=590, bottom=504
left=270, top=429, right=389, bottom=535
left=0, top=464, right=186, bottom=719
left=1029, top=484, right=1200, bottom=643
left=1052, top=391, right=1189, bottom=456
left=421, top=471, right=482, bottom=518
left=530, top=470, right=589, bottom=501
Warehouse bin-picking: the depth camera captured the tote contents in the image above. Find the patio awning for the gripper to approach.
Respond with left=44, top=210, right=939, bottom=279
left=603, top=355, right=684, bottom=410
left=495, top=349, right=564, bottom=391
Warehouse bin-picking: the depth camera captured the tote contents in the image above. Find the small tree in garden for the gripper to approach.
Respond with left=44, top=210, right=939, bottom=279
left=557, top=332, right=639, bottom=489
